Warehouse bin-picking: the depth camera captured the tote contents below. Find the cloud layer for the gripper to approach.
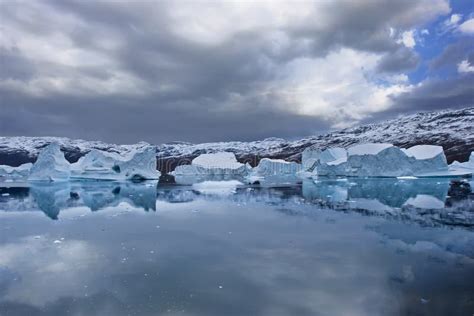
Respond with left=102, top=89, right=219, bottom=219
left=0, top=0, right=472, bottom=143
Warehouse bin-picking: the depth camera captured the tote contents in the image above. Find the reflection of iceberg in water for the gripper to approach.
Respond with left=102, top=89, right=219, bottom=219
left=302, top=178, right=474, bottom=228
left=70, top=181, right=158, bottom=212
left=174, top=174, right=246, bottom=185
left=30, top=183, right=72, bottom=219
left=303, top=178, right=449, bottom=208
left=28, top=181, right=158, bottom=218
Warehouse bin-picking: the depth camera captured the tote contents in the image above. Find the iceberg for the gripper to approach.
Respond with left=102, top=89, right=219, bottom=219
left=171, top=152, right=251, bottom=177
left=251, top=158, right=301, bottom=177
left=111, top=146, right=160, bottom=180
left=0, top=163, right=32, bottom=180
left=317, top=143, right=414, bottom=177
left=301, top=147, right=321, bottom=172
left=403, top=145, right=448, bottom=176
left=300, top=147, right=347, bottom=178
left=28, top=143, right=160, bottom=182
left=315, top=143, right=466, bottom=178
left=450, top=152, right=474, bottom=175
left=28, top=143, right=71, bottom=181
left=70, top=146, right=160, bottom=181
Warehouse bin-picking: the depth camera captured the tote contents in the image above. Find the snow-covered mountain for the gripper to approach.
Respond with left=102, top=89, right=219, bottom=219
left=1, top=107, right=473, bottom=173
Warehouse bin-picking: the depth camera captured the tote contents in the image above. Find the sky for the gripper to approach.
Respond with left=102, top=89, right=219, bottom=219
left=0, top=0, right=473, bottom=145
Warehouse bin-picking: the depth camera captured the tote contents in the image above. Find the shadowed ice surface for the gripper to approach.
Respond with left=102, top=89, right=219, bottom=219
left=0, top=178, right=473, bottom=316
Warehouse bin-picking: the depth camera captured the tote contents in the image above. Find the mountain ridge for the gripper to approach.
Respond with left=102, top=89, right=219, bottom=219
left=1, top=107, right=473, bottom=173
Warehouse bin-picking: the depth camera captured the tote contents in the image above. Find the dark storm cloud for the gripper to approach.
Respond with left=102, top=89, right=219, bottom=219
left=0, top=87, right=331, bottom=144
left=360, top=73, right=474, bottom=123
left=0, top=47, right=36, bottom=81
left=390, top=74, right=474, bottom=111
left=1, top=0, right=469, bottom=144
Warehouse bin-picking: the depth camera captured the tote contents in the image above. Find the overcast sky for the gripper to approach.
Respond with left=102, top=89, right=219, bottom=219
left=0, top=0, right=473, bottom=144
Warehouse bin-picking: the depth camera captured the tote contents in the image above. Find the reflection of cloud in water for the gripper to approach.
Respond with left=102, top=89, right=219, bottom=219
left=0, top=188, right=473, bottom=315
left=0, top=236, right=102, bottom=307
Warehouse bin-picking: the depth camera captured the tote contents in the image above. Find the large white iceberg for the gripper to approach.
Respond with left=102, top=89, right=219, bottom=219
left=315, top=143, right=468, bottom=178
left=71, top=146, right=160, bottom=180
left=318, top=143, right=414, bottom=177
left=172, top=152, right=251, bottom=177
left=27, top=142, right=159, bottom=182
left=403, top=145, right=448, bottom=176
left=0, top=163, right=32, bottom=180
left=28, top=143, right=71, bottom=181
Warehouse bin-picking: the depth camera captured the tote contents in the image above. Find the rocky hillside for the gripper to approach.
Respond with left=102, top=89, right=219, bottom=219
left=1, top=107, right=473, bottom=173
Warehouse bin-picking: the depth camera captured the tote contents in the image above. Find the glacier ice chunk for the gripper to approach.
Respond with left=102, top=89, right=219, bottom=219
left=0, top=163, right=32, bottom=180
left=251, top=158, right=301, bottom=176
left=172, top=152, right=251, bottom=177
left=301, top=147, right=347, bottom=177
left=71, top=146, right=160, bottom=180
left=449, top=151, right=474, bottom=175
left=316, top=143, right=464, bottom=178
left=301, top=147, right=321, bottom=172
left=318, top=143, right=413, bottom=177
left=28, top=143, right=71, bottom=181
left=404, top=145, right=448, bottom=176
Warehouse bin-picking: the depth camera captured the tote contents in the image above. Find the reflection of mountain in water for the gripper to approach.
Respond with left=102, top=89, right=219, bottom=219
left=302, top=179, right=474, bottom=228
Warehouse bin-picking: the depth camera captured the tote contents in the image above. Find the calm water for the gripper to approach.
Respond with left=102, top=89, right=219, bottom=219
left=0, top=178, right=473, bottom=316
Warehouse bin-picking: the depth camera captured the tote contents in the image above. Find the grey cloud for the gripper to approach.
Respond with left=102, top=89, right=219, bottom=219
left=376, top=46, right=420, bottom=73
left=0, top=47, right=36, bottom=80
left=431, top=40, right=474, bottom=70
left=0, top=88, right=331, bottom=144
left=0, top=0, right=465, bottom=143
left=374, top=74, right=474, bottom=120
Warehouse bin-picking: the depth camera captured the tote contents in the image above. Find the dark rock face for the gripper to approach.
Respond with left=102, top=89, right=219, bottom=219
left=1, top=107, right=473, bottom=173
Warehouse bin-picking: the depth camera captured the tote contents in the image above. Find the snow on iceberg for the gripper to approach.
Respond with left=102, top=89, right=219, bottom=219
left=28, top=143, right=71, bottom=181
left=71, top=146, right=160, bottom=180
left=0, top=163, right=32, bottom=180
left=172, top=152, right=251, bottom=177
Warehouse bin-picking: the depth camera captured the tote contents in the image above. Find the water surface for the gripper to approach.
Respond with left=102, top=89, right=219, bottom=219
left=0, top=178, right=473, bottom=316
